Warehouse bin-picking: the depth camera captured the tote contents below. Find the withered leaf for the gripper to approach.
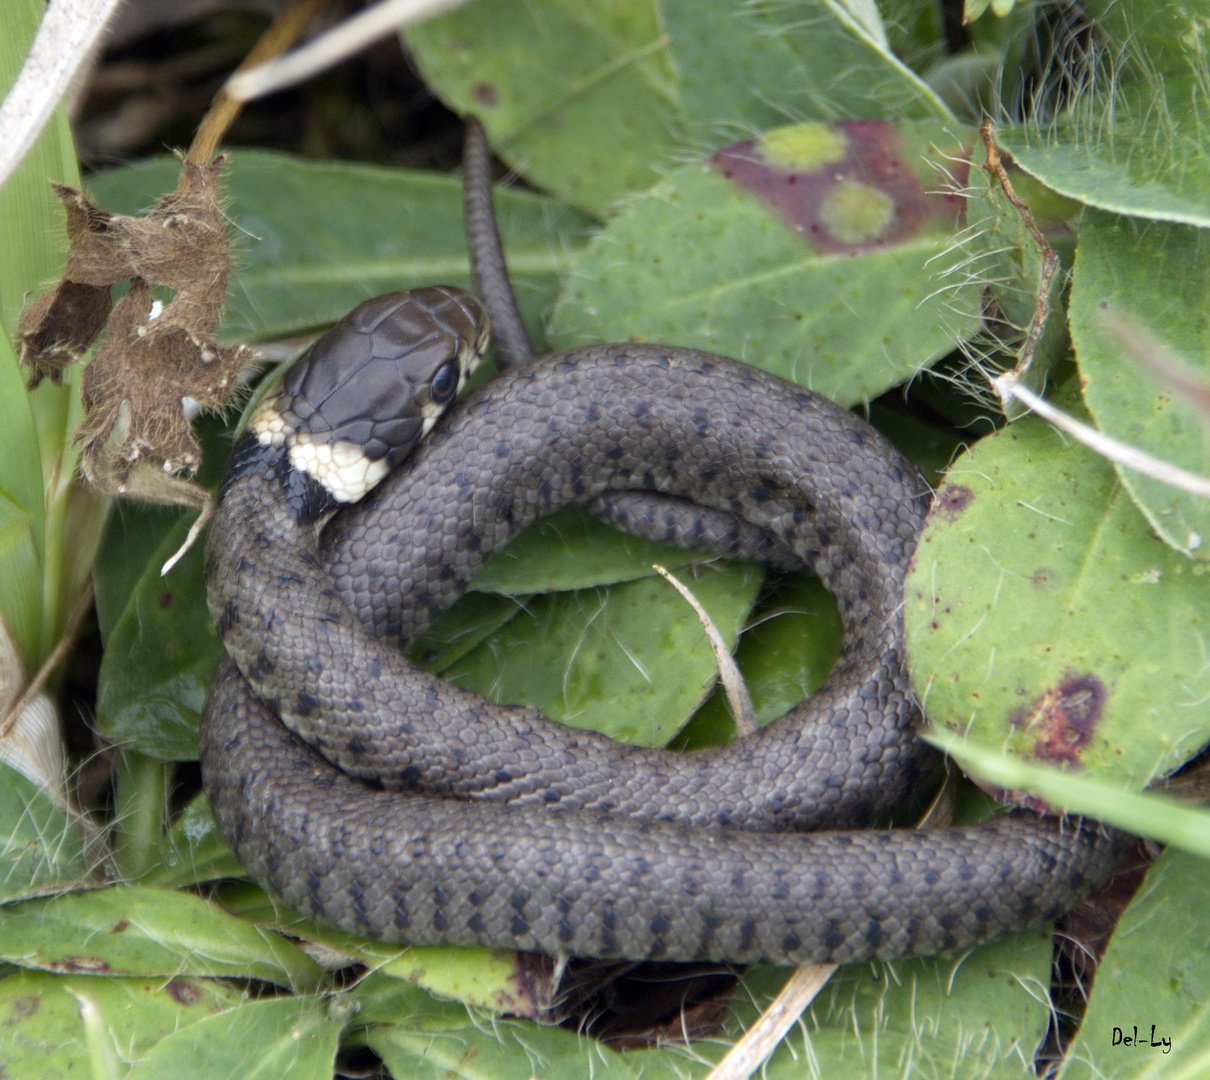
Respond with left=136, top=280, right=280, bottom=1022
left=18, top=154, right=252, bottom=497
left=76, top=278, right=254, bottom=492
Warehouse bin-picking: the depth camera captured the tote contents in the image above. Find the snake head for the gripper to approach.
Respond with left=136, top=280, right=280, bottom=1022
left=248, top=286, right=489, bottom=511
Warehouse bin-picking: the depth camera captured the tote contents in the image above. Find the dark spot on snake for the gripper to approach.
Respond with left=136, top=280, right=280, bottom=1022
left=542, top=788, right=560, bottom=803
left=346, top=737, right=365, bottom=755
left=432, top=909, right=451, bottom=931
left=973, top=904, right=992, bottom=925
left=738, top=918, right=757, bottom=952
left=494, top=768, right=511, bottom=784
left=296, top=692, right=319, bottom=716
left=494, top=441, right=510, bottom=458
left=823, top=923, right=845, bottom=952
left=558, top=917, right=574, bottom=943
left=398, top=765, right=421, bottom=789
left=752, top=486, right=772, bottom=502
left=959, top=862, right=976, bottom=881
left=249, top=652, right=274, bottom=680
left=391, top=888, right=410, bottom=930
left=468, top=913, right=487, bottom=934
left=938, top=911, right=959, bottom=932
left=510, top=914, right=530, bottom=937
left=217, top=600, right=238, bottom=637
left=781, top=931, right=802, bottom=954
left=923, top=868, right=940, bottom=886
left=605, top=444, right=624, bottom=460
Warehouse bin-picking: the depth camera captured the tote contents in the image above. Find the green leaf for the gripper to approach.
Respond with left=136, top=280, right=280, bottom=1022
left=0, top=764, right=87, bottom=903
left=85, top=151, right=590, bottom=348
left=904, top=395, right=1210, bottom=792
left=1059, top=847, right=1210, bottom=1079
left=467, top=505, right=706, bottom=594
left=0, top=969, right=244, bottom=1080
left=0, top=886, right=325, bottom=991
left=361, top=928, right=1055, bottom=1079
left=96, top=513, right=223, bottom=761
left=442, top=562, right=763, bottom=746
left=662, top=0, right=951, bottom=140
left=677, top=573, right=842, bottom=749
left=126, top=996, right=341, bottom=1080
left=996, top=2, right=1210, bottom=228
left=550, top=120, right=982, bottom=406
left=407, top=0, right=949, bottom=215
left=1069, top=210, right=1210, bottom=559
left=408, top=0, right=678, bottom=215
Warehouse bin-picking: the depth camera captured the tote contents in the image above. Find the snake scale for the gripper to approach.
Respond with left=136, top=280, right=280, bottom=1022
left=198, top=121, right=1125, bottom=967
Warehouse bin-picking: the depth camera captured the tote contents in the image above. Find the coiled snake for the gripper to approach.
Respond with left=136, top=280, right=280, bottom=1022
left=199, top=123, right=1125, bottom=966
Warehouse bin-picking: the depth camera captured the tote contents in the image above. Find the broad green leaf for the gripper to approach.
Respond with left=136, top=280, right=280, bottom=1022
left=1069, top=210, right=1210, bottom=559
left=677, top=573, right=842, bottom=749
left=0, top=886, right=325, bottom=991
left=468, top=505, right=706, bottom=595
left=443, top=561, right=763, bottom=746
left=96, top=514, right=223, bottom=761
left=662, top=0, right=950, bottom=141
left=126, top=996, right=341, bottom=1080
left=1059, top=847, right=1210, bottom=1079
left=550, top=120, right=982, bottom=406
left=0, top=764, right=88, bottom=903
left=997, top=2, right=1210, bottom=227
left=408, top=591, right=526, bottom=672
left=361, top=927, right=1054, bottom=1079
left=904, top=395, right=1210, bottom=792
left=407, top=0, right=679, bottom=215
left=216, top=880, right=548, bottom=1017
left=407, top=0, right=948, bottom=215
left=0, top=969, right=243, bottom=1080
left=86, top=151, right=590, bottom=348
left=740, top=928, right=1055, bottom=1077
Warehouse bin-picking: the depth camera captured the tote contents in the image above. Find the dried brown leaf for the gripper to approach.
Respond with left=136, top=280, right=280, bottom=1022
left=76, top=278, right=253, bottom=491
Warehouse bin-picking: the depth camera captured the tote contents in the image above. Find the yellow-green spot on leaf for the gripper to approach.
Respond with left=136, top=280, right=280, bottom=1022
left=818, top=180, right=894, bottom=245
left=758, top=123, right=847, bottom=172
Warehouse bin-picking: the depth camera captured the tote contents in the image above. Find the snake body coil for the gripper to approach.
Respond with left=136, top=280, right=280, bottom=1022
left=200, top=288, right=1124, bottom=965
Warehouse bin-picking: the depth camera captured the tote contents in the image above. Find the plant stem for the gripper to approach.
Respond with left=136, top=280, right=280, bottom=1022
left=112, top=750, right=172, bottom=880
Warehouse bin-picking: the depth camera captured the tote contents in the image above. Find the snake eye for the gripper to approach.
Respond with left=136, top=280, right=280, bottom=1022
left=429, top=359, right=460, bottom=404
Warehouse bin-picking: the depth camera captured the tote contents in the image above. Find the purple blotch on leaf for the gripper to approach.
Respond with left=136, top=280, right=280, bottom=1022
left=711, top=120, right=967, bottom=254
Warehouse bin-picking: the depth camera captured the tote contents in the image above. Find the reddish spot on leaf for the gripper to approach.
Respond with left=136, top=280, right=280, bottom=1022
left=48, top=956, right=112, bottom=974
left=109, top=919, right=129, bottom=933
left=158, top=591, right=173, bottom=609
left=711, top=120, right=967, bottom=255
left=934, top=483, right=974, bottom=519
left=473, top=82, right=498, bottom=107
left=4, top=995, right=39, bottom=1023
left=1010, top=673, right=1107, bottom=766
left=167, top=979, right=204, bottom=1006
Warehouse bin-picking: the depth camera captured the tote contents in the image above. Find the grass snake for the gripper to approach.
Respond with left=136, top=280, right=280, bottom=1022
left=199, top=123, right=1126, bottom=967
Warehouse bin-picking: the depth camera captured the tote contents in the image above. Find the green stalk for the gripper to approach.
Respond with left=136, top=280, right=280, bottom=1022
left=112, top=751, right=173, bottom=880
